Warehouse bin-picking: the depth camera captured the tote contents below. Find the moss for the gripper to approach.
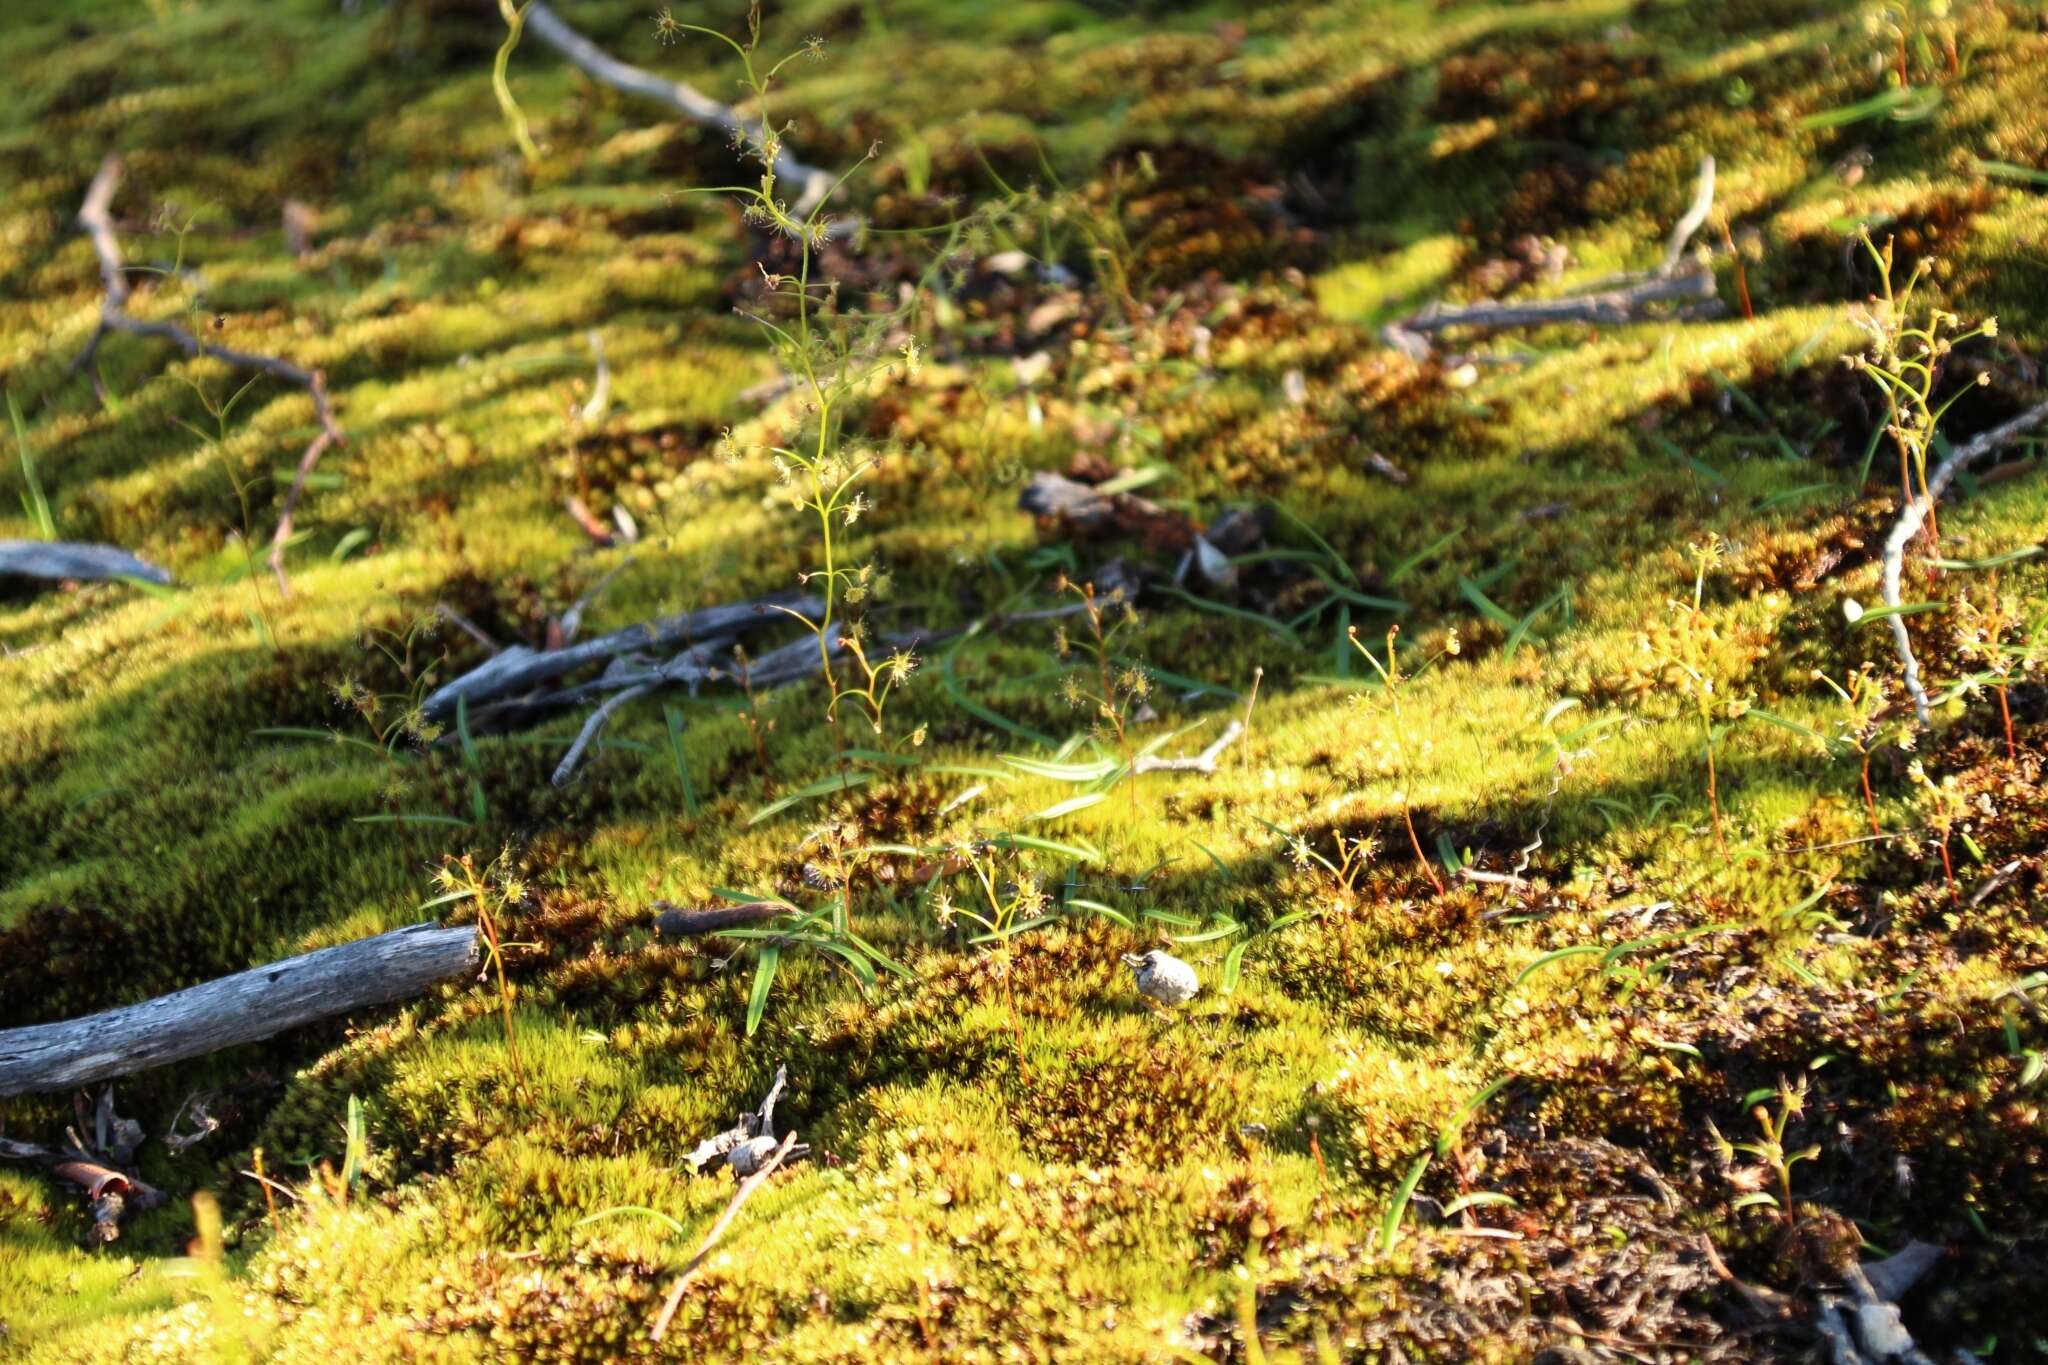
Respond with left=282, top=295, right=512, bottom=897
left=5, top=0, right=2048, bottom=1358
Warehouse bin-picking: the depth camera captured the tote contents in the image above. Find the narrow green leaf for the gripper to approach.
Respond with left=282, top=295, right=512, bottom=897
left=1387, top=528, right=1461, bottom=586
left=1457, top=577, right=1517, bottom=629
left=941, top=646, right=1056, bottom=747
left=1066, top=897, right=1135, bottom=929
left=250, top=726, right=386, bottom=756
left=1437, top=1077, right=1511, bottom=1156
left=1004, top=754, right=1120, bottom=783
left=1381, top=1151, right=1432, bottom=1253
left=330, top=527, right=373, bottom=562
left=1512, top=944, right=1604, bottom=988
left=985, top=832, right=1104, bottom=865
left=1850, top=600, right=1946, bottom=628
left=747, top=770, right=874, bottom=825
left=1439, top=1192, right=1518, bottom=1217
left=1972, top=157, right=2048, bottom=186
left=745, top=946, right=781, bottom=1037
left=1032, top=791, right=1108, bottom=821
left=575, top=1205, right=686, bottom=1235
left=1150, top=583, right=1302, bottom=645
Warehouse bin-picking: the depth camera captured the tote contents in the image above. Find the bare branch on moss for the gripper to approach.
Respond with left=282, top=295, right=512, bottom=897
left=422, top=591, right=821, bottom=720
left=523, top=2, right=836, bottom=215
left=1385, top=155, right=1720, bottom=361
left=1660, top=155, right=1717, bottom=276
left=652, top=1129, right=802, bottom=1341
left=0, top=922, right=477, bottom=1097
left=1879, top=395, right=2048, bottom=722
left=72, top=155, right=343, bottom=598
left=1382, top=265, right=1719, bottom=361
left=1129, top=719, right=1244, bottom=774
left=550, top=680, right=652, bottom=785
left=0, top=540, right=170, bottom=586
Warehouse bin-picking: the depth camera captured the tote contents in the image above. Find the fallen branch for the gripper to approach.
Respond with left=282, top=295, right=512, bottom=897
left=1130, top=720, right=1243, bottom=774
left=651, top=1130, right=801, bottom=1342
left=1879, top=396, right=2048, bottom=722
left=0, top=539, right=170, bottom=586
left=524, top=2, right=836, bottom=215
left=1660, top=155, right=1717, bottom=276
left=551, top=680, right=652, bottom=785
left=0, top=922, right=477, bottom=1097
left=1382, top=264, right=1719, bottom=361
left=1811, top=1242, right=1948, bottom=1365
left=421, top=591, right=819, bottom=720
left=1385, top=155, right=1720, bottom=361
left=72, top=155, right=344, bottom=598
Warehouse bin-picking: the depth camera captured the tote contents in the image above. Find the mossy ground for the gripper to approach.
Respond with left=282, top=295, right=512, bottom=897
left=3, top=0, right=2047, bottom=1360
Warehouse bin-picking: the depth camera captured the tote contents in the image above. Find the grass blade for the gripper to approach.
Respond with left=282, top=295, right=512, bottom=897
left=744, top=945, right=780, bottom=1037
left=1381, top=1151, right=1431, bottom=1253
left=747, top=770, right=874, bottom=825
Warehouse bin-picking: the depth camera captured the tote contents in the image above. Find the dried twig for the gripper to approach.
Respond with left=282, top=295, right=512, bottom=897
left=1382, top=265, right=1718, bottom=360
left=1967, top=858, right=2023, bottom=908
left=1879, top=396, right=2048, bottom=722
left=550, top=681, right=651, bottom=785
left=1130, top=720, right=1244, bottom=775
left=1660, top=155, right=1717, bottom=276
left=1385, top=155, right=1720, bottom=361
left=422, top=592, right=818, bottom=719
left=524, top=3, right=835, bottom=215
left=650, top=1130, right=800, bottom=1341
left=0, top=540, right=170, bottom=586
left=73, top=155, right=343, bottom=597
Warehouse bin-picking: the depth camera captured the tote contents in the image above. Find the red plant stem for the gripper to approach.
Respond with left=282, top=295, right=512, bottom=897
left=1719, top=218, right=1754, bottom=321
left=1938, top=834, right=1957, bottom=903
left=1402, top=800, right=1445, bottom=896
left=1860, top=753, right=1881, bottom=838
left=1998, top=685, right=2015, bottom=762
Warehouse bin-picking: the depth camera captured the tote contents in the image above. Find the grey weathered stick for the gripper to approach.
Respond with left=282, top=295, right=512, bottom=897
left=1382, top=265, right=1718, bottom=360
left=1659, top=155, right=1716, bottom=276
left=523, top=2, right=836, bottom=215
left=551, top=681, right=652, bottom=785
left=73, top=155, right=344, bottom=598
left=0, top=540, right=170, bottom=586
left=0, top=923, right=477, bottom=1097
left=421, top=591, right=821, bottom=719
left=1879, top=395, right=2048, bottom=722
left=1129, top=720, right=1244, bottom=775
